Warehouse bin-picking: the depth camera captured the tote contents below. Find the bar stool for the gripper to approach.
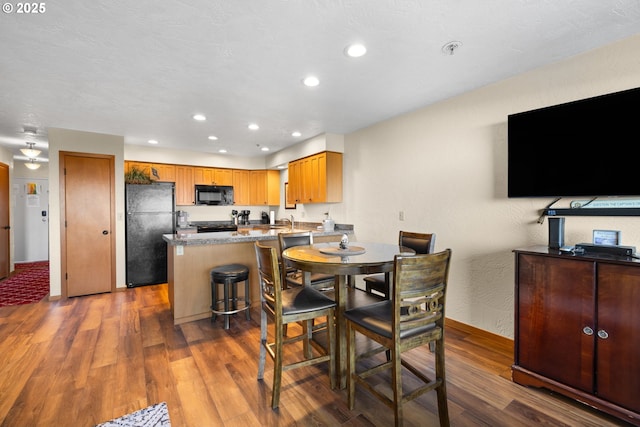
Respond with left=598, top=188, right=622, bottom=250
left=210, top=264, right=251, bottom=329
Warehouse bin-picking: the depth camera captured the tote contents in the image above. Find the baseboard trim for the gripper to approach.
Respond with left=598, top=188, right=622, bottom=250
left=445, top=317, right=513, bottom=349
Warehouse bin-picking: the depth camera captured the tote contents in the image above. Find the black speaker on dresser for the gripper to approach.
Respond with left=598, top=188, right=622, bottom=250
left=548, top=217, right=565, bottom=249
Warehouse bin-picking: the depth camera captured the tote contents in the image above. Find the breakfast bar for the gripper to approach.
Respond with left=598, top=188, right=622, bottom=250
left=162, top=224, right=353, bottom=325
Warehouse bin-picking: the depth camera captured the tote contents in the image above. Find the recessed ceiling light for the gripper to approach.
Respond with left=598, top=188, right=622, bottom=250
left=193, top=114, right=206, bottom=121
left=277, top=164, right=287, bottom=169
left=248, top=123, right=259, bottom=130
left=291, top=131, right=301, bottom=137
left=208, top=135, right=218, bottom=140
left=148, top=139, right=158, bottom=144
left=261, top=147, right=269, bottom=152
left=302, top=76, right=319, bottom=87
left=218, top=149, right=227, bottom=153
left=345, top=43, right=367, bottom=58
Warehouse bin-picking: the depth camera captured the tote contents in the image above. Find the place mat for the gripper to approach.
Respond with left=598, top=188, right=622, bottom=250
left=319, top=246, right=366, bottom=256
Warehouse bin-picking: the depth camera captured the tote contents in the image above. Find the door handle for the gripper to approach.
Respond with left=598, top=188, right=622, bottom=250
left=102, top=230, right=109, bottom=235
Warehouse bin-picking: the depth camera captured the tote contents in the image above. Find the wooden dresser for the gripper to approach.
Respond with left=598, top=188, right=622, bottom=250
left=513, top=246, right=640, bottom=426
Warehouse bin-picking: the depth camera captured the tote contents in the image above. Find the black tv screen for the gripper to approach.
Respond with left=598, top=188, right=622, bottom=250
left=507, top=87, right=640, bottom=198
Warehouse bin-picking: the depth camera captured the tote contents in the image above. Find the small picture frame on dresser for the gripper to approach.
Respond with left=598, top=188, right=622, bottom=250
left=593, top=229, right=621, bottom=246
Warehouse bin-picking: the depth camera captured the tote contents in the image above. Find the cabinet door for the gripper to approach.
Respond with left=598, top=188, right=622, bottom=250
left=151, top=163, right=176, bottom=182
left=175, top=166, right=194, bottom=205
left=517, top=254, right=595, bottom=392
left=249, top=170, right=267, bottom=205
left=597, top=263, right=640, bottom=413
left=266, top=170, right=280, bottom=205
left=214, top=168, right=233, bottom=186
left=233, top=170, right=250, bottom=205
left=193, top=167, right=214, bottom=185
left=288, top=160, right=301, bottom=204
left=309, top=152, right=326, bottom=202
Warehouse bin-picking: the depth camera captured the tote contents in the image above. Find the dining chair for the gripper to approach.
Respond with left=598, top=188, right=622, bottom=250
left=278, top=231, right=335, bottom=291
left=254, top=241, right=336, bottom=409
left=345, top=249, right=452, bottom=427
left=363, top=231, right=436, bottom=299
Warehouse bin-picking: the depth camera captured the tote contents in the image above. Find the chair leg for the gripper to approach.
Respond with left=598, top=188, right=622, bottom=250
left=327, top=311, right=336, bottom=390
left=244, top=279, right=251, bottom=320
left=223, top=281, right=231, bottom=330
left=257, top=309, right=267, bottom=380
left=347, top=322, right=356, bottom=409
left=271, top=318, right=284, bottom=409
left=391, top=344, right=404, bottom=427
left=435, top=339, right=450, bottom=426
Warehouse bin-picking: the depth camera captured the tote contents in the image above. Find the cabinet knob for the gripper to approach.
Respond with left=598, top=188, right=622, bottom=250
left=597, top=329, right=609, bottom=340
left=582, top=326, right=594, bottom=336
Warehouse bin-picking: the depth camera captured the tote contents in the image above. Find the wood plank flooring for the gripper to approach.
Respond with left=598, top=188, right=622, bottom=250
left=0, top=284, right=632, bottom=427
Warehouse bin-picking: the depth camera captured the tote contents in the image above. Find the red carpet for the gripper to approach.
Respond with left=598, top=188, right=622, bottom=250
left=0, top=261, right=49, bottom=307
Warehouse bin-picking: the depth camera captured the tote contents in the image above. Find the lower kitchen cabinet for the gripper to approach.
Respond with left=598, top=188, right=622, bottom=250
left=513, top=246, right=640, bottom=425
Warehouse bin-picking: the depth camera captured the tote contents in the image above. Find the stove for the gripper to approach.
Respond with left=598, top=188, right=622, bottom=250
left=195, top=223, right=238, bottom=233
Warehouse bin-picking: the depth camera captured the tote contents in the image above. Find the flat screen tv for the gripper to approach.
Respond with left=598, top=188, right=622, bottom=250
left=507, top=86, right=640, bottom=198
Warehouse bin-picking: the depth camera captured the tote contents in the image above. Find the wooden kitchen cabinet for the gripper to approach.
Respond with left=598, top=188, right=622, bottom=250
left=175, top=166, right=194, bottom=205
left=194, top=167, right=233, bottom=186
left=151, top=163, right=176, bottom=182
left=513, top=247, right=640, bottom=425
left=249, top=170, right=280, bottom=205
left=287, top=151, right=342, bottom=204
left=233, top=169, right=250, bottom=205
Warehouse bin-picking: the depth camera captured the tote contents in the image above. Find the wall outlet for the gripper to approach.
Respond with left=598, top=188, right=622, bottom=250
left=176, top=245, right=184, bottom=256
left=399, top=211, right=404, bottom=221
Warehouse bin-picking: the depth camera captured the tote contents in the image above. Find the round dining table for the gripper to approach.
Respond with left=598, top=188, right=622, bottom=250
left=282, top=241, right=415, bottom=389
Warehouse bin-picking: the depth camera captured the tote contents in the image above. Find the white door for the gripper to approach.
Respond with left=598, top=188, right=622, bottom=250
left=14, top=178, right=49, bottom=262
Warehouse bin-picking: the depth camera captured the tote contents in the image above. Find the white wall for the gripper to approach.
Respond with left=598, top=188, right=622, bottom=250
left=344, top=34, right=640, bottom=338
left=48, top=128, right=125, bottom=297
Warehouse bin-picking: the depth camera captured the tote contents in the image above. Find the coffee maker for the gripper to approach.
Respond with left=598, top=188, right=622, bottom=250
left=238, top=210, right=251, bottom=225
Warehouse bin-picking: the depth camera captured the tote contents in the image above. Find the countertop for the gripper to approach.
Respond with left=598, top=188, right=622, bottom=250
left=163, top=223, right=354, bottom=246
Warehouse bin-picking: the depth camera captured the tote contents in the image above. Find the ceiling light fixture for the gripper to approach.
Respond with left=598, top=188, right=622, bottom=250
left=192, top=114, right=206, bottom=121
left=442, top=41, right=462, bottom=55
left=345, top=43, right=367, bottom=58
left=261, top=147, right=269, bottom=152
left=20, top=142, right=41, bottom=158
left=25, top=158, right=40, bottom=170
left=218, top=149, right=227, bottom=153
left=23, top=128, right=37, bottom=136
left=291, top=131, right=301, bottom=137
left=248, top=123, right=259, bottom=130
left=208, top=135, right=218, bottom=140
left=303, top=76, right=320, bottom=87
left=148, top=139, right=158, bottom=144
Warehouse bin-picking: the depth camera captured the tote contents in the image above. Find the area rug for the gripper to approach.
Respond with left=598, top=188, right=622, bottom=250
left=95, top=402, right=171, bottom=427
left=0, top=261, right=49, bottom=307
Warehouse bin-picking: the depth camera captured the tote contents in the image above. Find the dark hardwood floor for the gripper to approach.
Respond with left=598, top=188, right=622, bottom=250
left=0, top=284, right=632, bottom=426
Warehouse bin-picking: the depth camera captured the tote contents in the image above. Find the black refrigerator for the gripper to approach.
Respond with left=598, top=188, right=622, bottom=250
left=125, top=182, right=176, bottom=287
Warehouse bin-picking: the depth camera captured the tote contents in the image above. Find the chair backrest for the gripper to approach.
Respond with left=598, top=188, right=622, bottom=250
left=278, top=231, right=314, bottom=283
left=398, top=231, right=435, bottom=255
left=392, top=249, right=452, bottom=337
left=255, top=241, right=283, bottom=314
left=278, top=231, right=314, bottom=253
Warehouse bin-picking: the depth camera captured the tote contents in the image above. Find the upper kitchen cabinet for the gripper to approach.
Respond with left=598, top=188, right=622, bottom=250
left=233, top=169, right=250, bottom=205
left=288, top=151, right=342, bottom=204
left=175, top=166, right=194, bottom=205
left=150, top=163, right=176, bottom=182
left=125, top=161, right=176, bottom=182
left=193, top=167, right=233, bottom=186
left=249, top=170, right=280, bottom=205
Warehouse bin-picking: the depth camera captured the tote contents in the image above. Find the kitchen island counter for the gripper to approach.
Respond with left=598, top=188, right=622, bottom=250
left=163, top=224, right=354, bottom=325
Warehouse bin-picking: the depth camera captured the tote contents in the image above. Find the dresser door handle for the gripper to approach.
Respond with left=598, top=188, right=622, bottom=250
left=597, top=329, right=609, bottom=339
left=582, top=326, right=594, bottom=336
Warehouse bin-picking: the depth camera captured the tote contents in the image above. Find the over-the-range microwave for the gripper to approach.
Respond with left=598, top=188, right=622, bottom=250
left=194, top=185, right=234, bottom=206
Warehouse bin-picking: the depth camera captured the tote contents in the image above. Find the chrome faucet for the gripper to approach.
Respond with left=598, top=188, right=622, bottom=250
left=290, top=214, right=295, bottom=230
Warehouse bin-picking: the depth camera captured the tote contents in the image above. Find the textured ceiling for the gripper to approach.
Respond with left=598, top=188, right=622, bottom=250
left=1, top=0, right=640, bottom=162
